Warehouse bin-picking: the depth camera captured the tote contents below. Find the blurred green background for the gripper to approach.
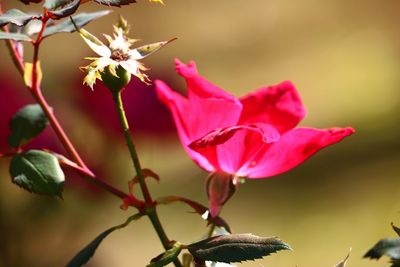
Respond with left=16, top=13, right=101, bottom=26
left=1, top=0, right=400, bottom=266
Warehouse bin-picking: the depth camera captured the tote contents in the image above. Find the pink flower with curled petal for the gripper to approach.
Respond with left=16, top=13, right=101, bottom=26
left=155, top=59, right=355, bottom=217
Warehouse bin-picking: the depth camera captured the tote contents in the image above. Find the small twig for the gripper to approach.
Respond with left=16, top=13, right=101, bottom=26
left=1, top=13, right=132, bottom=205
left=30, top=16, right=88, bottom=171
left=112, top=91, right=153, bottom=204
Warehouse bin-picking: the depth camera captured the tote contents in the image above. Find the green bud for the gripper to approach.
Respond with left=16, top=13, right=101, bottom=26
left=101, top=65, right=131, bottom=93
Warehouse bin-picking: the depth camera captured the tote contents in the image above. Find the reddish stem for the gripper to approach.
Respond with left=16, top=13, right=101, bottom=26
left=18, top=16, right=134, bottom=205
left=30, top=16, right=88, bottom=170
left=32, top=88, right=88, bottom=169
left=32, top=83, right=133, bottom=201
left=59, top=158, right=131, bottom=201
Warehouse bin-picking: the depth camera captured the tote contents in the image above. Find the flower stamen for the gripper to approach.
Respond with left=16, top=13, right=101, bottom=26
left=110, top=49, right=129, bottom=61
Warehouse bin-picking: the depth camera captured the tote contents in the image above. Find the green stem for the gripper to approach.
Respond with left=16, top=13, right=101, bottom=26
left=112, top=92, right=152, bottom=204
left=147, top=206, right=172, bottom=249
left=112, top=91, right=182, bottom=267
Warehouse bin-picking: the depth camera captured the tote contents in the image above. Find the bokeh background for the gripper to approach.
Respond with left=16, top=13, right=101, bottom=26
left=1, top=0, right=400, bottom=266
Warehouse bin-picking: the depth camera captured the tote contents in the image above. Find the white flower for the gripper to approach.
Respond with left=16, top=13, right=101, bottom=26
left=75, top=16, right=175, bottom=89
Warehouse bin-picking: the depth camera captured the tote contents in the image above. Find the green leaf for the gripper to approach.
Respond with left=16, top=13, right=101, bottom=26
left=188, top=234, right=291, bottom=263
left=147, top=242, right=182, bottom=267
left=45, top=0, right=80, bottom=19
left=93, top=0, right=136, bottom=7
left=8, top=104, right=48, bottom=148
left=0, top=31, right=32, bottom=41
left=0, top=9, right=41, bottom=27
left=364, top=238, right=400, bottom=260
left=43, top=10, right=112, bottom=38
left=9, top=150, right=65, bottom=196
left=66, top=213, right=143, bottom=267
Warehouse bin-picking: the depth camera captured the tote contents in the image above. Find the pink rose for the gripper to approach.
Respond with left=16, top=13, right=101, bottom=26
left=156, top=59, right=354, bottom=216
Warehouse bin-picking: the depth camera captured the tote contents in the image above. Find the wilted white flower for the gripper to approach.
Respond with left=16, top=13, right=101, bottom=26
left=75, top=16, right=175, bottom=89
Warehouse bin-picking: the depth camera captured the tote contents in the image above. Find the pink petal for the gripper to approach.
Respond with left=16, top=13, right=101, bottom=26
left=171, top=59, right=243, bottom=140
left=155, top=80, right=214, bottom=171
left=239, top=81, right=306, bottom=133
left=189, top=124, right=280, bottom=174
left=175, top=59, right=237, bottom=100
left=243, top=127, right=355, bottom=178
left=156, top=60, right=243, bottom=171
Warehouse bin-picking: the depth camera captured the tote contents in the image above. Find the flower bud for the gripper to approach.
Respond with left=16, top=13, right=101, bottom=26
left=101, top=65, right=131, bottom=93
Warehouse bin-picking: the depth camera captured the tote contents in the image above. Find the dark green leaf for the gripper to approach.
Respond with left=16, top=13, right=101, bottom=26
left=9, top=150, right=65, bottom=196
left=0, top=31, right=32, bottom=41
left=93, top=0, right=136, bottom=7
left=188, top=234, right=291, bottom=263
left=147, top=242, right=182, bottom=267
left=0, top=9, right=41, bottom=27
left=66, top=213, right=143, bottom=267
left=8, top=104, right=48, bottom=148
left=45, top=0, right=80, bottom=19
left=364, top=238, right=400, bottom=260
left=43, top=10, right=112, bottom=38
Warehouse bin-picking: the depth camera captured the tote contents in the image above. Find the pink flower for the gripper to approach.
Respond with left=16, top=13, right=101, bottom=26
left=155, top=59, right=354, bottom=216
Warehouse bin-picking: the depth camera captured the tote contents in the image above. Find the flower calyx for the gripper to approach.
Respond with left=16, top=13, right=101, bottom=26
left=206, top=172, right=238, bottom=218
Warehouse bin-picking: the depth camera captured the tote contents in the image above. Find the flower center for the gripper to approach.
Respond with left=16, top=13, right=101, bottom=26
left=110, top=49, right=129, bottom=61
